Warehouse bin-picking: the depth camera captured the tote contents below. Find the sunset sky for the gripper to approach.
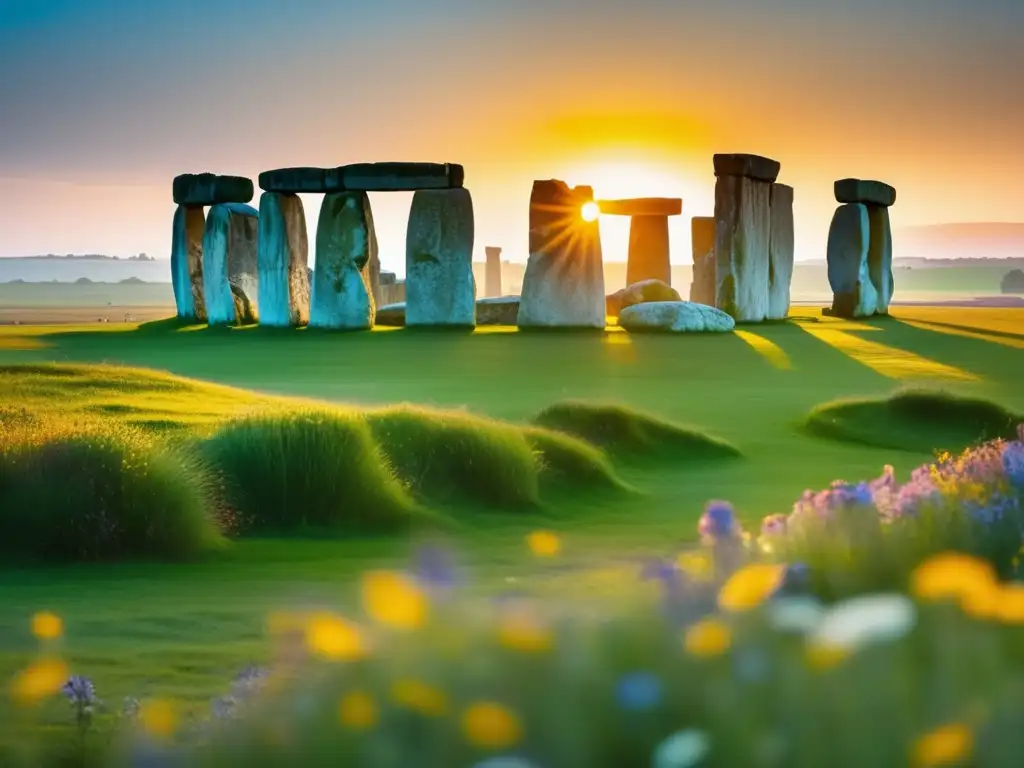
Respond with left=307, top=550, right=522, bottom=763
left=1, top=0, right=1022, bottom=276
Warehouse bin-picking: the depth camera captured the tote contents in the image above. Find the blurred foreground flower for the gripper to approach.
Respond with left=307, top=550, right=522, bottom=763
left=526, top=530, right=561, bottom=557
left=718, top=563, right=785, bottom=612
left=139, top=698, right=178, bottom=740
left=652, top=729, right=711, bottom=768
left=10, top=658, right=69, bottom=705
left=305, top=612, right=368, bottom=660
left=684, top=618, right=731, bottom=658
left=462, top=702, right=523, bottom=750
left=338, top=690, right=378, bottom=730
left=911, top=552, right=996, bottom=607
left=616, top=672, right=662, bottom=711
left=912, top=722, right=973, bottom=767
left=808, top=593, right=916, bottom=651
left=361, top=570, right=428, bottom=630
left=766, top=596, right=825, bottom=634
left=31, top=610, right=63, bottom=641
left=391, top=678, right=449, bottom=717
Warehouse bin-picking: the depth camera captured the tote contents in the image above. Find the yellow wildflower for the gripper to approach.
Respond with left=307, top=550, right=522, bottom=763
left=717, top=563, right=785, bottom=612
left=391, top=678, right=449, bottom=717
left=10, top=658, right=68, bottom=705
left=804, top=641, right=849, bottom=671
left=910, top=553, right=996, bottom=605
left=995, top=583, right=1024, bottom=624
left=912, top=722, right=973, bottom=767
left=683, top=618, right=732, bottom=658
left=361, top=570, right=429, bottom=631
left=497, top=604, right=553, bottom=653
left=30, top=611, right=63, bottom=641
left=677, top=551, right=714, bottom=581
left=139, top=699, right=178, bottom=740
left=461, top=702, right=523, bottom=749
left=338, top=690, right=378, bottom=729
left=305, top=612, right=368, bottom=660
left=526, top=530, right=561, bottom=557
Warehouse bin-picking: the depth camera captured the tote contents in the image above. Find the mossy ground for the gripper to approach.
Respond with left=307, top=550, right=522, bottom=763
left=0, top=305, right=1023, bottom=721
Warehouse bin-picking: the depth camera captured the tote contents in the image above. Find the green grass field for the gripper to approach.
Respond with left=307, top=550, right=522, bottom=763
left=2, top=305, right=1024, bottom=734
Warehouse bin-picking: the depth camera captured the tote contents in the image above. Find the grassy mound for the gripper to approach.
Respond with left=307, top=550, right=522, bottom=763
left=532, top=400, right=741, bottom=461
left=201, top=410, right=423, bottom=535
left=804, top=388, right=1024, bottom=454
left=0, top=421, right=225, bottom=563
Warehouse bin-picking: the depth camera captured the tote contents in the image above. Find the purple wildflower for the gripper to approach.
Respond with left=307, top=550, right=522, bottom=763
left=698, top=501, right=740, bottom=542
left=1003, top=439, right=1024, bottom=490
left=412, top=543, right=459, bottom=592
left=61, top=675, right=96, bottom=707
left=615, top=672, right=662, bottom=711
left=760, top=514, right=787, bottom=538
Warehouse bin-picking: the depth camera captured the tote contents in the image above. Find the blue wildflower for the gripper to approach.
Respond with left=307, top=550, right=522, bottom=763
left=615, top=672, right=662, bottom=711
left=1003, top=439, right=1024, bottom=490
left=413, top=543, right=459, bottom=592
left=698, top=500, right=739, bottom=542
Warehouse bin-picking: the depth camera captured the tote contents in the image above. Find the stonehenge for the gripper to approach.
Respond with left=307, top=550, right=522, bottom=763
left=309, top=191, right=377, bottom=330
left=484, top=247, right=503, bottom=298
left=202, top=203, right=260, bottom=326
left=597, top=197, right=682, bottom=286
left=826, top=178, right=896, bottom=317
left=257, top=192, right=309, bottom=327
left=689, top=217, right=716, bottom=306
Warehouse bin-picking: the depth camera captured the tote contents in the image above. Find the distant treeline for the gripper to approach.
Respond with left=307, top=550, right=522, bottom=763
left=7, top=253, right=154, bottom=261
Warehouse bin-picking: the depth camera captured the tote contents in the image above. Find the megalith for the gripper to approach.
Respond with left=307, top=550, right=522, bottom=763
left=867, top=206, right=894, bottom=314
left=257, top=192, right=310, bottom=327
left=405, top=187, right=476, bottom=327
left=174, top=174, right=254, bottom=207
left=518, top=180, right=605, bottom=329
left=767, top=183, right=795, bottom=320
left=689, top=217, right=716, bottom=306
left=309, top=191, right=376, bottom=330
left=712, top=154, right=779, bottom=323
left=598, top=198, right=681, bottom=286
left=485, top=246, right=503, bottom=298
left=170, top=205, right=206, bottom=321
left=826, top=203, right=877, bottom=318
left=202, top=203, right=260, bottom=326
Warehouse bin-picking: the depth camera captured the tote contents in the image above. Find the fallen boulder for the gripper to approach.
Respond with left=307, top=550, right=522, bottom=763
left=619, top=301, right=735, bottom=333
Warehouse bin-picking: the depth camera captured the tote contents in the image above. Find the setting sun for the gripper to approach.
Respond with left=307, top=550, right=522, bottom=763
left=580, top=202, right=599, bottom=222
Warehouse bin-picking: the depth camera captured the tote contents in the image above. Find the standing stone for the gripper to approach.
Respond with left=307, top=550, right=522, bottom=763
left=867, top=206, right=894, bottom=314
left=714, top=175, right=771, bottom=322
left=257, top=192, right=309, bottom=327
left=690, top=217, right=716, bottom=306
left=767, top=184, right=795, bottom=320
left=518, top=180, right=605, bottom=329
left=170, top=205, right=206, bottom=321
left=173, top=174, right=254, bottom=206
left=626, top=215, right=671, bottom=286
left=405, top=188, right=476, bottom=327
left=826, top=203, right=877, bottom=318
left=368, top=235, right=382, bottom=308
left=485, top=246, right=503, bottom=298
left=202, top=203, right=259, bottom=326
left=309, top=192, right=375, bottom=330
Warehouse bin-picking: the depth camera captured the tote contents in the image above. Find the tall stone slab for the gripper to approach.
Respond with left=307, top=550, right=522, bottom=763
left=767, top=183, right=795, bottom=320
left=485, top=247, right=503, bottom=298
left=689, top=217, right=716, bottom=306
left=257, top=192, right=310, bottom=327
left=826, top=203, right=877, bottom=318
left=405, top=188, right=476, bottom=327
left=170, top=205, right=206, bottom=321
left=309, top=192, right=375, bottom=330
left=713, top=175, right=771, bottom=322
left=867, top=205, right=894, bottom=314
left=626, top=215, right=671, bottom=286
left=518, top=180, right=605, bottom=329
left=202, top=203, right=259, bottom=326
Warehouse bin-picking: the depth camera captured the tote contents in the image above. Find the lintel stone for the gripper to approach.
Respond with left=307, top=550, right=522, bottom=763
left=259, top=167, right=344, bottom=194
left=340, top=162, right=464, bottom=192
left=173, top=173, right=254, bottom=206
left=834, top=178, right=896, bottom=207
left=597, top=198, right=682, bottom=217
left=712, top=154, right=781, bottom=183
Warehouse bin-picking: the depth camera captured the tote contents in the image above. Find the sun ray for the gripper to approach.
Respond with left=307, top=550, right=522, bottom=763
left=733, top=330, right=792, bottom=370
left=897, top=319, right=1024, bottom=350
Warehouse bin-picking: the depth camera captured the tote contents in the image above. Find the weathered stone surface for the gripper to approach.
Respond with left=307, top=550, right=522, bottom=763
left=404, top=188, right=476, bottom=327
left=257, top=192, right=310, bottom=327
left=867, top=205, right=894, bottom=314
left=714, top=175, right=771, bottom=322
left=380, top=271, right=397, bottom=286
left=170, top=205, right=206, bottom=321
left=689, top=217, right=716, bottom=306
left=713, top=154, right=781, bottom=183
left=767, top=183, right=795, bottom=320
left=834, top=178, right=896, bottom=207
left=340, top=162, right=464, bottom=192
left=626, top=215, right=672, bottom=286
left=598, top=198, right=682, bottom=217
left=609, top=279, right=681, bottom=317
left=375, top=302, right=405, bottom=327
left=518, top=180, right=605, bottom=329
left=485, top=246, right=503, bottom=298
left=202, top=203, right=260, bottom=326
left=619, top=301, right=735, bottom=333
left=827, top=203, right=878, bottom=318
left=476, top=296, right=520, bottom=325
left=173, top=173, right=254, bottom=206
left=309, top=192, right=376, bottom=330
left=258, top=167, right=344, bottom=194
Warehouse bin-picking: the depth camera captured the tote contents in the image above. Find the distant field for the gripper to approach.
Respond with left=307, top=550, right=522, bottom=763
left=0, top=282, right=173, bottom=308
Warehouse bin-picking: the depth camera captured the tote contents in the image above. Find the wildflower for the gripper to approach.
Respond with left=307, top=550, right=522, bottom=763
left=413, top=543, right=459, bottom=591
left=497, top=603, right=553, bottom=653
left=698, top=501, right=740, bottom=542
left=338, top=690, right=377, bottom=729
left=995, top=582, right=1024, bottom=624
left=139, top=699, right=178, bottom=740
left=683, top=618, right=732, bottom=658
left=122, top=697, right=142, bottom=720
left=615, top=672, right=662, bottom=711
left=526, top=530, right=561, bottom=557
left=652, top=729, right=711, bottom=768
left=61, top=675, right=96, bottom=708
left=392, top=678, right=448, bottom=716
left=910, top=552, right=996, bottom=604
left=361, top=570, right=429, bottom=631
left=804, top=642, right=849, bottom=671
left=462, top=702, right=523, bottom=749
left=31, top=611, right=63, bottom=641
left=808, top=594, right=916, bottom=651
left=1002, top=439, right=1024, bottom=489
left=911, top=722, right=973, bottom=767
left=10, top=658, right=69, bottom=705
left=677, top=551, right=714, bottom=581
left=305, top=612, right=368, bottom=660
left=767, top=595, right=825, bottom=634
left=717, top=563, right=786, bottom=612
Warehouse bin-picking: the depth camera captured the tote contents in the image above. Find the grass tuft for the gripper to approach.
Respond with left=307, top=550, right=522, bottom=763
left=522, top=426, right=631, bottom=493
left=533, top=400, right=741, bottom=461
left=804, top=388, right=1024, bottom=454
